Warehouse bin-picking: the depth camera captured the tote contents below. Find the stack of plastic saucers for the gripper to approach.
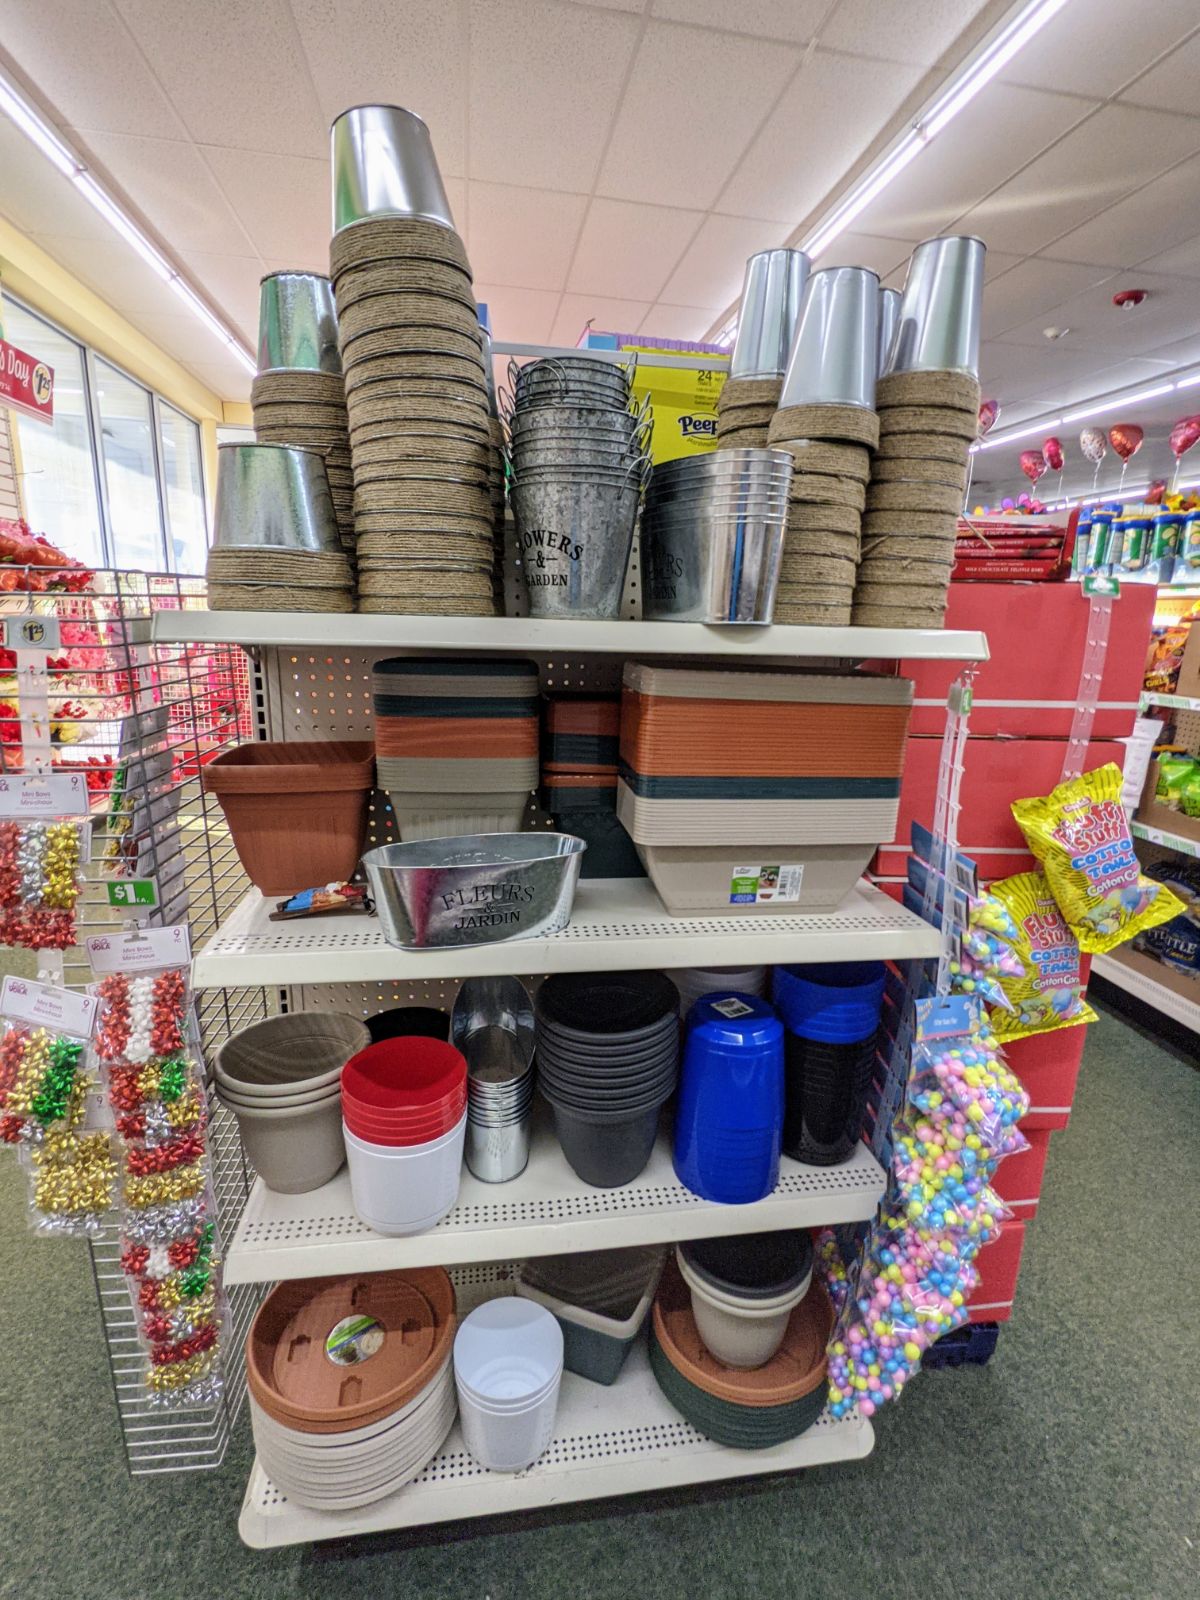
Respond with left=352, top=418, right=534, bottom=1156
left=246, top=1268, right=457, bottom=1509
left=371, top=656, right=540, bottom=840
left=673, top=994, right=784, bottom=1204
left=535, top=971, right=679, bottom=1187
left=667, top=965, right=768, bottom=1013
left=649, top=1257, right=832, bottom=1449
left=341, top=1037, right=467, bottom=1235
left=454, top=1297, right=564, bottom=1472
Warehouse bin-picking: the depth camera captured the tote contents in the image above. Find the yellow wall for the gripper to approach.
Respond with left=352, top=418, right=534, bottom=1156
left=0, top=219, right=250, bottom=511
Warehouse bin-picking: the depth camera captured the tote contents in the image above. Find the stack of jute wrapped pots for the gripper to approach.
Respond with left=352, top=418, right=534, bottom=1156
left=716, top=249, right=808, bottom=450
left=855, top=235, right=985, bottom=628
left=206, top=441, right=354, bottom=612
left=329, top=105, right=496, bottom=616
left=250, top=272, right=355, bottom=576
left=766, top=266, right=880, bottom=625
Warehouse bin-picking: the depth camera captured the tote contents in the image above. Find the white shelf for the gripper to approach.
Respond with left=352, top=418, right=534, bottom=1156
left=1130, top=820, right=1200, bottom=859
left=224, top=1111, right=885, bottom=1284
left=1092, top=949, right=1200, bottom=1034
left=149, top=610, right=989, bottom=661
left=194, top=876, right=940, bottom=990
left=1141, top=690, right=1200, bottom=712
left=238, top=1339, right=872, bottom=1547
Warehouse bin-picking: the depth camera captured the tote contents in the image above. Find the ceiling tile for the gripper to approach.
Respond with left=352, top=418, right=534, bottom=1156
left=28, top=231, right=194, bottom=323
left=958, top=104, right=1200, bottom=257
left=1119, top=28, right=1200, bottom=117
left=179, top=251, right=263, bottom=343
left=567, top=199, right=703, bottom=300
left=651, top=0, right=827, bottom=42
left=202, top=146, right=328, bottom=262
left=660, top=215, right=788, bottom=311
left=558, top=0, right=642, bottom=8
left=475, top=284, right=560, bottom=344
left=80, top=131, right=256, bottom=255
left=465, top=184, right=589, bottom=290
left=133, top=311, right=239, bottom=368
left=992, top=269, right=1200, bottom=358
left=1001, top=0, right=1199, bottom=98
left=468, top=0, right=641, bottom=191
left=0, top=119, right=113, bottom=240
left=1040, top=153, right=1200, bottom=270
left=0, top=0, right=184, bottom=140
left=716, top=48, right=923, bottom=228
left=550, top=293, right=652, bottom=346
left=817, top=231, right=918, bottom=279
left=111, top=0, right=325, bottom=158
left=1138, top=334, right=1200, bottom=369
left=639, top=303, right=726, bottom=342
left=187, top=358, right=251, bottom=402
left=980, top=259, right=1116, bottom=340
left=1135, top=233, right=1200, bottom=280
left=853, top=86, right=1093, bottom=244
left=288, top=0, right=467, bottom=175
left=598, top=21, right=800, bottom=210
left=820, top=0, right=985, bottom=66
left=977, top=339, right=1126, bottom=403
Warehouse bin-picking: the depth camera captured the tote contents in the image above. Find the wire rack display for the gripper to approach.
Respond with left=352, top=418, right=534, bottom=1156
left=0, top=568, right=267, bottom=1473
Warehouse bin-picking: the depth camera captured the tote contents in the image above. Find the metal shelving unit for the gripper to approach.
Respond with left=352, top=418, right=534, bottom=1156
left=1130, top=819, right=1200, bottom=859
left=1141, top=689, right=1200, bottom=713
left=1092, top=948, right=1200, bottom=1034
left=224, top=1114, right=885, bottom=1283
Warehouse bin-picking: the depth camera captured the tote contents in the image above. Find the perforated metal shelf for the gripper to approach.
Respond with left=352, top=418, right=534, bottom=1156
left=238, top=1337, right=873, bottom=1547
left=149, top=611, right=988, bottom=661
left=194, top=877, right=940, bottom=990
left=223, top=1108, right=885, bottom=1284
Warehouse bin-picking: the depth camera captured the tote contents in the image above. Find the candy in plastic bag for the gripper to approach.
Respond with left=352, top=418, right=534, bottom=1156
left=985, top=871, right=1097, bottom=1040
left=1011, top=764, right=1185, bottom=953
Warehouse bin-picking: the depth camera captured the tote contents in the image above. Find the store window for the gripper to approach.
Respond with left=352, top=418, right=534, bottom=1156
left=2, top=296, right=209, bottom=571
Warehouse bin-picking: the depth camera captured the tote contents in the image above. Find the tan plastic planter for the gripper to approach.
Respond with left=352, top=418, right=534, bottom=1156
left=203, top=740, right=375, bottom=894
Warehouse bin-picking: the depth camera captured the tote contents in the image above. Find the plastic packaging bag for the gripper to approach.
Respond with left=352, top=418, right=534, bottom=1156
left=1011, top=763, right=1185, bottom=953
left=985, top=872, right=1097, bottom=1040
left=0, top=819, right=88, bottom=950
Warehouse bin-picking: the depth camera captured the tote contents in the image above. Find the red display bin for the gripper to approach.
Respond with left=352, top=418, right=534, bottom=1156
left=968, top=1220, right=1026, bottom=1322
left=883, top=582, right=1156, bottom=738
left=1005, top=1017, right=1089, bottom=1129
left=993, top=1126, right=1053, bottom=1218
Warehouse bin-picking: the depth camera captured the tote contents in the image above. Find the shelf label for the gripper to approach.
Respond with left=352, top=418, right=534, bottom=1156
left=0, top=772, right=90, bottom=817
left=1, top=616, right=61, bottom=652
left=86, top=925, right=191, bottom=974
left=106, top=878, right=159, bottom=910
left=1083, top=573, right=1121, bottom=597
left=0, top=975, right=97, bottom=1037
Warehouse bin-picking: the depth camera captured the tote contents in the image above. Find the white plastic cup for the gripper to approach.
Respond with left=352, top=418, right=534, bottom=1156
left=343, top=1113, right=466, bottom=1236
left=455, top=1376, right=562, bottom=1472
left=453, top=1299, right=563, bottom=1469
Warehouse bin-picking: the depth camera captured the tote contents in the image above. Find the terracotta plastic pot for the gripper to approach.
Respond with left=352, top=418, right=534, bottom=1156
left=203, top=740, right=375, bottom=894
left=246, top=1268, right=456, bottom=1434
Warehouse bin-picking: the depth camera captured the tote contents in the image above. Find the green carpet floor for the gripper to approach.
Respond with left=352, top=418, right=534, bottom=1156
left=2, top=1004, right=1196, bottom=1600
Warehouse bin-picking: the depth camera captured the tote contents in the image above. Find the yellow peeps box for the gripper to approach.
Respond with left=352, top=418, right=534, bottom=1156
left=620, top=347, right=729, bottom=465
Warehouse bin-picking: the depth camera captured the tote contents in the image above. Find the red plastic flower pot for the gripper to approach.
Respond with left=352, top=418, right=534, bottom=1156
left=341, top=1037, right=466, bottom=1110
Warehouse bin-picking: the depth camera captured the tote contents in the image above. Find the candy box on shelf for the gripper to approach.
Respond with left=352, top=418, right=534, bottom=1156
left=875, top=735, right=1127, bottom=880
left=1136, top=758, right=1200, bottom=847
left=967, top=1219, right=1026, bottom=1322
left=1174, top=615, right=1200, bottom=699
left=873, top=581, right=1157, bottom=737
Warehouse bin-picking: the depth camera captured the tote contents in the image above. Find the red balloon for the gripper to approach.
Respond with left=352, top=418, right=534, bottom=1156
left=1109, top=423, right=1143, bottom=463
left=977, top=398, right=1000, bottom=438
left=1169, top=414, right=1200, bottom=460
left=1147, top=478, right=1168, bottom=504
left=1043, top=435, right=1064, bottom=472
left=1019, top=448, right=1048, bottom=485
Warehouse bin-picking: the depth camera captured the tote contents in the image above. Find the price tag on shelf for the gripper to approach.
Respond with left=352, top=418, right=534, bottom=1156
left=1, top=616, right=61, bottom=652
left=86, top=925, right=191, bottom=974
left=105, top=879, right=159, bottom=911
left=0, top=975, right=98, bottom=1037
left=0, top=772, right=91, bottom=817
left=1132, top=822, right=1200, bottom=858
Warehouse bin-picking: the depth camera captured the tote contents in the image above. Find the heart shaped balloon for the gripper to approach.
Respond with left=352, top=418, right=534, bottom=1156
left=1079, top=426, right=1107, bottom=465
left=1109, top=423, right=1143, bottom=462
left=1019, top=448, right=1048, bottom=485
left=1169, top=414, right=1200, bottom=460
left=1043, top=436, right=1064, bottom=472
left=977, top=398, right=1000, bottom=438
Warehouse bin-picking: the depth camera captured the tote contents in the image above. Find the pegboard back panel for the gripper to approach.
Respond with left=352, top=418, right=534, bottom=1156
left=503, top=507, right=643, bottom=623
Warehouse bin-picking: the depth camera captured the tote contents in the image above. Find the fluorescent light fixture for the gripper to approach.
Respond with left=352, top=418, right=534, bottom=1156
left=0, top=64, right=256, bottom=377
left=1175, top=372, right=1200, bottom=389
left=976, top=417, right=1063, bottom=451
left=1079, top=483, right=1151, bottom=506
left=800, top=0, right=1070, bottom=260
left=1061, top=382, right=1176, bottom=425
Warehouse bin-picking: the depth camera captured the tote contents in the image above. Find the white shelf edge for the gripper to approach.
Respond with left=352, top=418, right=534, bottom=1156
left=1141, top=690, right=1200, bottom=712
left=1092, top=949, right=1200, bottom=1033
left=1130, top=820, right=1200, bottom=859
left=193, top=876, right=941, bottom=991
left=238, top=1345, right=873, bottom=1548
left=224, top=1117, right=885, bottom=1284
left=149, top=610, right=989, bottom=662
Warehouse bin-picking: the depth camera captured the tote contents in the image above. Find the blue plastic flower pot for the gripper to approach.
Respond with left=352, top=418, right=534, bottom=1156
left=672, top=994, right=784, bottom=1204
left=771, top=962, right=885, bottom=1044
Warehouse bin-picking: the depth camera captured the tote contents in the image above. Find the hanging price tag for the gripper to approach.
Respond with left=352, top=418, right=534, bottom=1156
left=86, top=926, right=191, bottom=974
left=106, top=879, right=159, bottom=910
left=1, top=616, right=61, bottom=651
left=0, top=772, right=91, bottom=817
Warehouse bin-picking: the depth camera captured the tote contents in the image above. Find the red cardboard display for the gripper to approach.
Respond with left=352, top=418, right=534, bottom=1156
left=875, top=581, right=1157, bottom=737
left=992, top=1127, right=1053, bottom=1218
left=968, top=1220, right=1026, bottom=1322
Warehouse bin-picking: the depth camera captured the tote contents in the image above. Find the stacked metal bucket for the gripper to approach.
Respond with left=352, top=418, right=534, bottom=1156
left=715, top=249, right=808, bottom=449
left=506, top=355, right=651, bottom=620
left=640, top=449, right=793, bottom=623
left=855, top=236, right=985, bottom=627
left=329, top=105, right=496, bottom=616
left=452, top=978, right=536, bottom=1185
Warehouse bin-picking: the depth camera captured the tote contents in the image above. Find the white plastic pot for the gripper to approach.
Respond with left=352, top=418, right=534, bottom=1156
left=676, top=1247, right=809, bottom=1369
left=343, top=1113, right=466, bottom=1236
